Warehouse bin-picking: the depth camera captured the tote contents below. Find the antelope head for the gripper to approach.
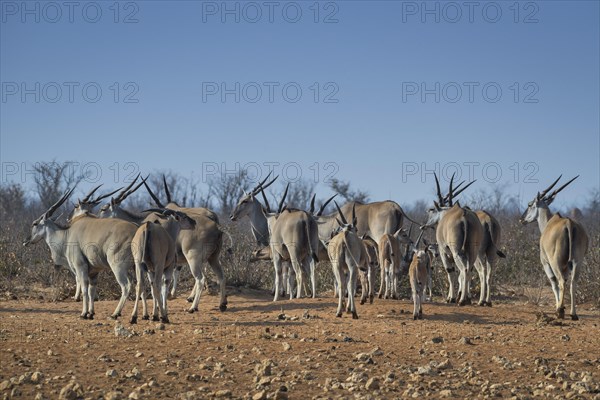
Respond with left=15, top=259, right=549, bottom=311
left=24, top=187, right=75, bottom=246
left=520, top=175, right=579, bottom=224
left=230, top=172, right=277, bottom=221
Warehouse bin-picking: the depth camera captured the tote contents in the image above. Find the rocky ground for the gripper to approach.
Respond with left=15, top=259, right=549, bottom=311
left=1, top=289, right=599, bottom=399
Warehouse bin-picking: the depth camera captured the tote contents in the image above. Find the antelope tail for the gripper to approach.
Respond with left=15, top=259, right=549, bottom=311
left=461, top=220, right=468, bottom=253
left=141, top=222, right=151, bottom=272
left=566, top=222, right=574, bottom=271
left=306, top=219, right=319, bottom=263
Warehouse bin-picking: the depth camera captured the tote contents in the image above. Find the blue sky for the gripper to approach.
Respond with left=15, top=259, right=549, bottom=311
left=1, top=0, right=599, bottom=210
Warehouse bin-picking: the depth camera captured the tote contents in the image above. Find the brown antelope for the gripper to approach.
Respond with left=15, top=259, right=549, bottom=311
left=423, top=174, right=483, bottom=305
left=474, top=210, right=505, bottom=306
left=359, top=236, right=378, bottom=304
left=24, top=188, right=137, bottom=319
left=327, top=203, right=362, bottom=318
left=144, top=179, right=227, bottom=312
left=435, top=178, right=505, bottom=305
left=408, top=229, right=436, bottom=319
left=378, top=227, right=413, bottom=299
left=260, top=183, right=321, bottom=300
left=520, top=176, right=589, bottom=320
left=130, top=209, right=196, bottom=324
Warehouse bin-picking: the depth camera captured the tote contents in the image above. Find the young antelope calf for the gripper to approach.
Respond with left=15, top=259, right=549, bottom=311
left=409, top=249, right=434, bottom=320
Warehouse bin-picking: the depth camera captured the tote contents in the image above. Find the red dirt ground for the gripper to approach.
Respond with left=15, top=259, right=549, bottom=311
left=1, top=290, right=599, bottom=399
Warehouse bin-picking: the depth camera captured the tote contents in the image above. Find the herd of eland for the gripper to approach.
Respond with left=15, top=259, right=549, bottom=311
left=24, top=172, right=589, bottom=322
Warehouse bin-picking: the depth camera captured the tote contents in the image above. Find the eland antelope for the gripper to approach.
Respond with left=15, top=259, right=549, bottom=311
left=327, top=203, right=362, bottom=318
left=130, top=209, right=196, bottom=324
left=25, top=188, right=137, bottom=319
left=520, top=176, right=589, bottom=320
left=423, top=174, right=483, bottom=306
left=144, top=179, right=227, bottom=312
left=378, top=227, right=413, bottom=300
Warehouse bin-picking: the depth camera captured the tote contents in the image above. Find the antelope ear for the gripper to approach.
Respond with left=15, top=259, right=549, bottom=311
left=433, top=201, right=440, bottom=210
left=536, top=191, right=542, bottom=201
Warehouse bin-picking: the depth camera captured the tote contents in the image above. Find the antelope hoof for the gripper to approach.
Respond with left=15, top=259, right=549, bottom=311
left=557, top=308, right=565, bottom=319
left=87, top=313, right=94, bottom=320
left=79, top=314, right=87, bottom=320
left=187, top=307, right=198, bottom=314
left=464, top=298, right=472, bottom=305
left=369, top=296, right=374, bottom=304
left=130, top=316, right=138, bottom=324
left=478, top=301, right=485, bottom=307
left=486, top=301, right=493, bottom=307
left=336, top=312, right=342, bottom=318
left=378, top=293, right=383, bottom=299
left=413, top=315, right=418, bottom=320
left=458, top=300, right=468, bottom=307
left=219, top=304, right=227, bottom=312
left=109, top=314, right=118, bottom=320
left=352, top=312, right=359, bottom=320
left=186, top=297, right=193, bottom=303
left=152, top=316, right=160, bottom=322
left=142, top=315, right=150, bottom=320
left=360, top=299, right=366, bottom=305
left=570, top=314, right=579, bottom=321
left=168, top=294, right=176, bottom=300
left=160, top=316, right=170, bottom=324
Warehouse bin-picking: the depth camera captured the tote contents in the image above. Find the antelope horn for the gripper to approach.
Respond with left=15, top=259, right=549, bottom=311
left=278, top=183, right=289, bottom=214
left=116, top=175, right=148, bottom=204
left=81, top=184, right=102, bottom=203
left=434, top=172, right=444, bottom=205
left=351, top=204, right=357, bottom=227
left=92, top=187, right=123, bottom=204
left=547, top=175, right=579, bottom=200
left=317, top=194, right=337, bottom=216
left=143, top=180, right=165, bottom=208
left=540, top=175, right=563, bottom=198
left=414, top=229, right=425, bottom=249
left=44, top=186, right=76, bottom=219
left=451, top=180, right=476, bottom=200
left=447, top=172, right=455, bottom=206
left=251, top=171, right=275, bottom=195
left=162, top=175, right=172, bottom=203
left=334, top=201, right=348, bottom=225
left=309, top=193, right=316, bottom=214
left=115, top=173, right=140, bottom=202
left=259, top=183, right=271, bottom=213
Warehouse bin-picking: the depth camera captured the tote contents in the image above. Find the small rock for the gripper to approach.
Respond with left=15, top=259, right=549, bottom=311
left=252, top=390, right=267, bottom=400
left=0, top=380, right=12, bottom=391
left=365, top=377, right=380, bottom=390
left=431, top=337, right=444, bottom=344
left=416, top=366, right=434, bottom=375
left=105, top=391, right=123, bottom=400
left=355, top=353, right=374, bottom=364
left=561, top=334, right=570, bottom=342
left=165, top=370, right=178, bottom=377
left=282, top=342, right=291, bottom=351
left=459, top=337, right=473, bottom=345
left=106, top=369, right=118, bottom=378
left=114, top=322, right=134, bottom=338
left=58, top=381, right=83, bottom=400
left=31, top=371, right=44, bottom=384
left=156, top=323, right=165, bottom=331
left=370, top=347, right=383, bottom=356
left=439, top=389, right=452, bottom=397
left=214, top=389, right=232, bottom=397
left=437, top=359, right=452, bottom=370
left=135, top=352, right=143, bottom=358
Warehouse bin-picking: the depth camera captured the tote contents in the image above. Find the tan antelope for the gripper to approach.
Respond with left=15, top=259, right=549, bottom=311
left=423, top=174, right=483, bottom=305
left=474, top=210, right=505, bottom=306
left=520, top=176, right=589, bottom=320
left=56, top=184, right=122, bottom=301
left=434, top=177, right=505, bottom=305
left=144, top=179, right=227, bottom=312
left=261, top=183, right=321, bottom=300
left=378, top=227, right=413, bottom=299
left=130, top=209, right=196, bottom=324
left=358, top=236, right=378, bottom=304
left=24, top=188, right=137, bottom=319
left=229, top=173, right=295, bottom=298
left=327, top=203, right=362, bottom=318
left=408, top=234, right=436, bottom=320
